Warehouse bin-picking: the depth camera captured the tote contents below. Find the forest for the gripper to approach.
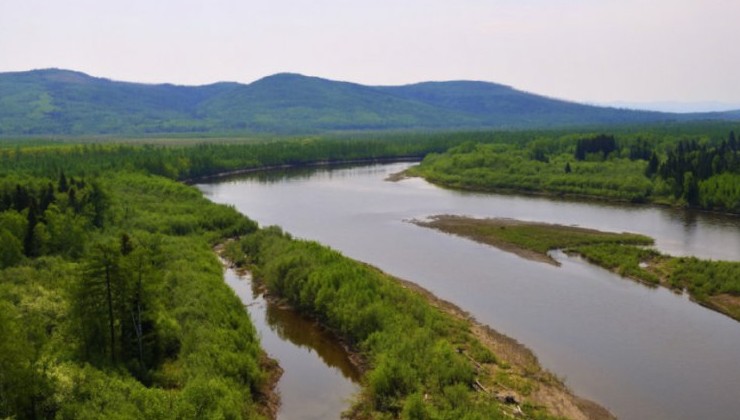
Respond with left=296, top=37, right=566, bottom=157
left=409, top=128, right=740, bottom=213
left=0, top=168, right=271, bottom=418
left=2, top=124, right=739, bottom=418
left=0, top=134, right=431, bottom=418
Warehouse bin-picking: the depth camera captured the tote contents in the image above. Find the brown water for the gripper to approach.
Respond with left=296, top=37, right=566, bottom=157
left=223, top=266, right=360, bottom=419
left=202, top=163, right=740, bottom=420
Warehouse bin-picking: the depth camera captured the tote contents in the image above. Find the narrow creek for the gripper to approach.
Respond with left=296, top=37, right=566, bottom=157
left=222, top=266, right=361, bottom=419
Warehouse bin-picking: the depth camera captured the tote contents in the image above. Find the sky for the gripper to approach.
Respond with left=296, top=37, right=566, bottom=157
left=2, top=0, right=739, bottom=110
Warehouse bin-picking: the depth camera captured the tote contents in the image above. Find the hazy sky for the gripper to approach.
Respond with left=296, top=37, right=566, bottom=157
left=2, top=0, right=739, bottom=107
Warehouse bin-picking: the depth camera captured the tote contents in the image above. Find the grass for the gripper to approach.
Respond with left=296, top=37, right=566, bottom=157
left=414, top=215, right=740, bottom=322
left=413, top=215, right=653, bottom=265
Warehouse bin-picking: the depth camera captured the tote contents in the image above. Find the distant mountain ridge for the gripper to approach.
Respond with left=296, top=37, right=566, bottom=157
left=0, top=68, right=738, bottom=135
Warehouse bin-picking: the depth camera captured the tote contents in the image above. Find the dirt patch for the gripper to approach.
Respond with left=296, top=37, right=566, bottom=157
left=706, top=294, right=740, bottom=321
left=256, top=355, right=283, bottom=419
left=384, top=169, right=412, bottom=182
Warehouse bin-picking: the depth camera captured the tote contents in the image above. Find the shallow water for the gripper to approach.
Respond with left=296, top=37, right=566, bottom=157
left=202, top=163, right=740, bottom=420
left=223, top=266, right=360, bottom=419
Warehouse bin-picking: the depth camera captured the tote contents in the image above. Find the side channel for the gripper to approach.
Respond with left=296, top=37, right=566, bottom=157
left=223, top=266, right=361, bottom=419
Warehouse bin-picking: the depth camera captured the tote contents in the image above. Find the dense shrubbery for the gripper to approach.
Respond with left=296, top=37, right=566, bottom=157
left=411, top=142, right=655, bottom=201
left=236, top=227, right=547, bottom=418
left=572, top=244, right=662, bottom=284
left=411, top=129, right=740, bottom=212
left=0, top=172, right=266, bottom=418
left=666, top=257, right=740, bottom=298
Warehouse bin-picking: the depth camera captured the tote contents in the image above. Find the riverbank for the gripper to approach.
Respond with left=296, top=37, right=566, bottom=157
left=183, top=156, right=423, bottom=184
left=222, top=228, right=615, bottom=419
left=413, top=215, right=740, bottom=322
left=389, top=272, right=615, bottom=420
left=215, top=245, right=283, bottom=419
left=398, top=167, right=740, bottom=218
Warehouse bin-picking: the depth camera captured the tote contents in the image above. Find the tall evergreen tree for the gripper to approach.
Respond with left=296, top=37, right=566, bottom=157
left=646, top=152, right=659, bottom=177
left=39, top=183, right=55, bottom=213
left=683, top=171, right=700, bottom=206
left=23, top=199, right=38, bottom=257
left=79, top=240, right=122, bottom=364
left=13, top=185, right=29, bottom=212
left=58, top=171, right=68, bottom=193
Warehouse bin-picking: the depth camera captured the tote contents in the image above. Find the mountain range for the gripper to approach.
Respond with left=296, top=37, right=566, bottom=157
left=1, top=69, right=738, bottom=135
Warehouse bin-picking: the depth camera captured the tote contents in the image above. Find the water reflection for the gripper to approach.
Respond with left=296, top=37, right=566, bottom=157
left=215, top=162, right=410, bottom=185
left=263, top=300, right=361, bottom=382
left=223, top=267, right=360, bottom=419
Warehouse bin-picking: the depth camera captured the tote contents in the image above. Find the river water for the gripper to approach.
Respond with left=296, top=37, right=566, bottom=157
left=200, top=163, right=740, bottom=420
left=223, top=266, right=360, bottom=419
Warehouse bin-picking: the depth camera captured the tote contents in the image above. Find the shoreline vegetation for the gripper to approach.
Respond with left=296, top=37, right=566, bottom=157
left=406, top=131, right=740, bottom=215
left=2, top=126, right=737, bottom=418
left=221, top=228, right=614, bottom=419
left=413, top=215, right=740, bottom=322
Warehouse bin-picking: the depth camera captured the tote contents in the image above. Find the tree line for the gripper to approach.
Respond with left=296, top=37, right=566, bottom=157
left=411, top=129, right=740, bottom=212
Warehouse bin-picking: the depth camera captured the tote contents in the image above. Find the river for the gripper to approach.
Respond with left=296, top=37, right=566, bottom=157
left=199, top=162, right=740, bottom=420
left=223, top=266, right=360, bottom=419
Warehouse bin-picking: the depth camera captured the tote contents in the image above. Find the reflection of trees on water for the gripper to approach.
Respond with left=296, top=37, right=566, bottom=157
left=680, top=210, right=698, bottom=247
left=217, top=163, right=405, bottom=185
left=262, top=294, right=361, bottom=382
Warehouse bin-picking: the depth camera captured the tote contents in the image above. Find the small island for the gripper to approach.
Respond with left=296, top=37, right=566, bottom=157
left=413, top=215, right=740, bottom=321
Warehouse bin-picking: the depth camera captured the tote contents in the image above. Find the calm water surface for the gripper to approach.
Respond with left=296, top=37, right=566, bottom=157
left=223, top=266, right=360, bottom=420
left=201, top=163, right=740, bottom=420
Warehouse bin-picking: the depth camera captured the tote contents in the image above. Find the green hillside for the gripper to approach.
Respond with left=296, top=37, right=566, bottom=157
left=198, top=73, right=480, bottom=131
left=379, top=81, right=668, bottom=125
left=1, top=68, right=738, bottom=135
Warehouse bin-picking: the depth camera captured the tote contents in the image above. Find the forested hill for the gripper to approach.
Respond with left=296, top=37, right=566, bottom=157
left=1, top=68, right=739, bottom=135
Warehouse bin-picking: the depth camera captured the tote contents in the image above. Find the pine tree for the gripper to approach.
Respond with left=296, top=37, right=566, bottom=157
left=80, top=241, right=122, bottom=364
left=88, top=181, right=107, bottom=228
left=68, top=187, right=78, bottom=213
left=40, top=183, right=55, bottom=213
left=13, top=185, right=29, bottom=212
left=23, top=199, right=38, bottom=257
left=645, top=152, right=659, bottom=177
left=683, top=171, right=700, bottom=206
left=58, top=171, right=68, bottom=193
